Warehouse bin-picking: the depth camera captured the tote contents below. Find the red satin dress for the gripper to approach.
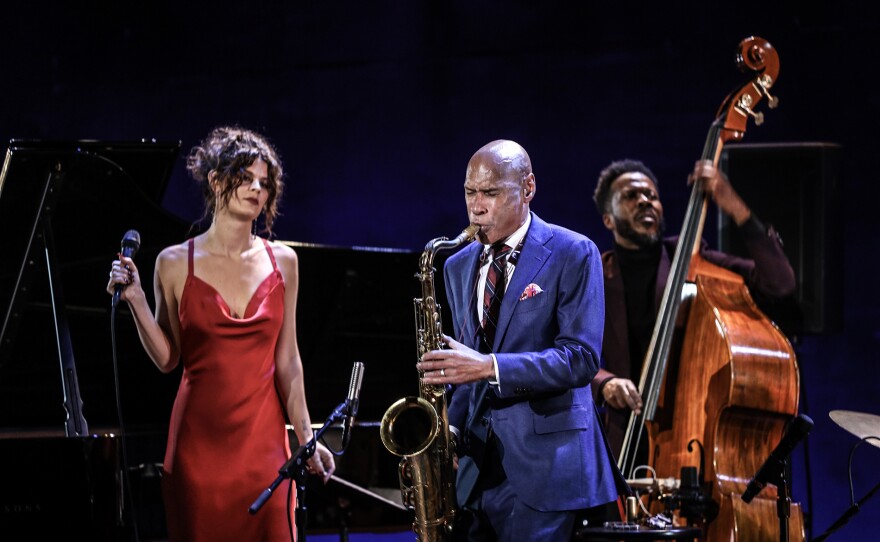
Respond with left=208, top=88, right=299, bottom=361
left=162, top=238, right=295, bottom=541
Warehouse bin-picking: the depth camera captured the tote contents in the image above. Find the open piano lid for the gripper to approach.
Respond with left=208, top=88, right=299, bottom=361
left=0, top=139, right=184, bottom=538
left=0, top=138, right=185, bottom=429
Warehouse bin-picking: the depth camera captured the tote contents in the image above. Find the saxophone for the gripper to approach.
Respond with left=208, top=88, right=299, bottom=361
left=380, top=224, right=480, bottom=542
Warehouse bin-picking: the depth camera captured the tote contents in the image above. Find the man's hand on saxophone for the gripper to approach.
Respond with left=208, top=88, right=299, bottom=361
left=418, top=334, right=496, bottom=385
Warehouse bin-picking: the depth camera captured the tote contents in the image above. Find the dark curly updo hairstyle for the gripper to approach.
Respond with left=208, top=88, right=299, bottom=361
left=187, top=126, right=284, bottom=235
left=593, top=159, right=658, bottom=215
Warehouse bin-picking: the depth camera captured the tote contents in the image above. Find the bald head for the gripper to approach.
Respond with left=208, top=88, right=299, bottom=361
left=464, top=139, right=536, bottom=244
left=469, top=139, right=533, bottom=181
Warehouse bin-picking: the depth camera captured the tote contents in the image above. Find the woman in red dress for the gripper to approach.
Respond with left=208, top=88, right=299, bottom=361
left=107, top=126, right=335, bottom=541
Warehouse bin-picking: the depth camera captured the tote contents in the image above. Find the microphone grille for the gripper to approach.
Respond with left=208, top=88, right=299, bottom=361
left=122, top=229, right=141, bottom=250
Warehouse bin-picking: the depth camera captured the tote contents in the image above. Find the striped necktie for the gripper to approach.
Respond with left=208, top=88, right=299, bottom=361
left=481, top=242, right=511, bottom=349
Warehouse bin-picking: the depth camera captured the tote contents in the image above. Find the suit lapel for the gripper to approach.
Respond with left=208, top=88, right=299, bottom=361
left=493, top=214, right=552, bottom=351
left=457, top=243, right=484, bottom=350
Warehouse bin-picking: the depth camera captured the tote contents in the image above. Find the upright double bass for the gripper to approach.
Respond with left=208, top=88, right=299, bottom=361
left=617, top=36, right=804, bottom=542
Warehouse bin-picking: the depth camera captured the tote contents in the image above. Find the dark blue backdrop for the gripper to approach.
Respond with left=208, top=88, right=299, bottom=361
left=2, top=2, right=878, bottom=540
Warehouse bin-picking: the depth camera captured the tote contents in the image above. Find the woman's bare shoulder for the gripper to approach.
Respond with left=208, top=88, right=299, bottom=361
left=268, top=240, right=298, bottom=266
left=156, top=240, right=190, bottom=278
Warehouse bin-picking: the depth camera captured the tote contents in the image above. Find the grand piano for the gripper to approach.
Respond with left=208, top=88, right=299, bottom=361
left=0, top=140, right=421, bottom=539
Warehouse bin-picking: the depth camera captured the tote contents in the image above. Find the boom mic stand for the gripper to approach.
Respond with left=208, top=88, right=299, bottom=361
left=249, top=362, right=363, bottom=542
left=248, top=399, right=349, bottom=541
left=742, top=414, right=814, bottom=542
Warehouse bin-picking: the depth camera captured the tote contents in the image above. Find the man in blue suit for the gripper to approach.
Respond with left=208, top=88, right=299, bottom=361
left=419, top=140, right=626, bottom=541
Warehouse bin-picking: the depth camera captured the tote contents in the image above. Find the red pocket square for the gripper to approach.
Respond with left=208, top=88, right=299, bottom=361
left=519, top=283, right=544, bottom=301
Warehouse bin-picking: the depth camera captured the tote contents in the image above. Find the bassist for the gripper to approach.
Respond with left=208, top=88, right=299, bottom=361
left=589, top=158, right=795, bottom=463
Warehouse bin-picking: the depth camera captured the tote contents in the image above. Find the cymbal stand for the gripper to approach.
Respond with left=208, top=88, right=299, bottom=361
left=812, top=437, right=880, bottom=542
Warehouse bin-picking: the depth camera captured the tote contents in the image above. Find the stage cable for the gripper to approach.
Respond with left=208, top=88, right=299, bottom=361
left=110, top=301, right=141, bottom=542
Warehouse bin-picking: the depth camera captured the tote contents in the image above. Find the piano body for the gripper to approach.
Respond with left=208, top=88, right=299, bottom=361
left=0, top=140, right=420, bottom=539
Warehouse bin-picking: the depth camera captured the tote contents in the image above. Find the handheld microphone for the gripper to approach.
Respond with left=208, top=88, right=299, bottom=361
left=113, top=229, right=141, bottom=308
left=341, top=361, right=364, bottom=447
left=742, top=413, right=813, bottom=503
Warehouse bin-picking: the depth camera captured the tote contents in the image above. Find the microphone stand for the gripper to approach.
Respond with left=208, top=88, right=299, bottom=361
left=744, top=449, right=796, bottom=542
left=774, top=456, right=792, bottom=542
left=249, top=398, right=353, bottom=542
left=742, top=449, right=795, bottom=542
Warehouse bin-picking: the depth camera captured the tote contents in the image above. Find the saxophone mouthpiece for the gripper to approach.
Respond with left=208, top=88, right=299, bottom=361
left=463, top=224, right=480, bottom=241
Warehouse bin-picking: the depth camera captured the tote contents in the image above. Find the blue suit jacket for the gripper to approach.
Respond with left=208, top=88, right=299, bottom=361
left=445, top=213, right=623, bottom=512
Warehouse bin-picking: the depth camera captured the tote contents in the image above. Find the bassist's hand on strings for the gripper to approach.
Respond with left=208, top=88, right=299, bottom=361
left=688, top=159, right=751, bottom=226
left=602, top=377, right=643, bottom=415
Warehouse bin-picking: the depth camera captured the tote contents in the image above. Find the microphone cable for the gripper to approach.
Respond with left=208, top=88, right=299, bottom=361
left=110, top=280, right=142, bottom=542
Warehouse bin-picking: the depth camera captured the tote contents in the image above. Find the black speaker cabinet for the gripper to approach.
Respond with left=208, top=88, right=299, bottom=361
left=719, top=142, right=843, bottom=336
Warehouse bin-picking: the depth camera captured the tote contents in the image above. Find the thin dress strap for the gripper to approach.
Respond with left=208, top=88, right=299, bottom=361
left=188, top=238, right=195, bottom=277
left=261, top=238, right=278, bottom=271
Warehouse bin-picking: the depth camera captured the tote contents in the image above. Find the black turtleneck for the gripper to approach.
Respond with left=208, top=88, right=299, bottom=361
left=614, top=242, right=662, bottom=378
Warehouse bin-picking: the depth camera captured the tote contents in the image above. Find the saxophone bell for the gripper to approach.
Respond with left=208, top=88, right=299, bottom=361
left=380, top=396, right=440, bottom=458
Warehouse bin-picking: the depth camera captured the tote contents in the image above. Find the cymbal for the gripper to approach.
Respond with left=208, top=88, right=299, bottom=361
left=829, top=410, right=880, bottom=448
